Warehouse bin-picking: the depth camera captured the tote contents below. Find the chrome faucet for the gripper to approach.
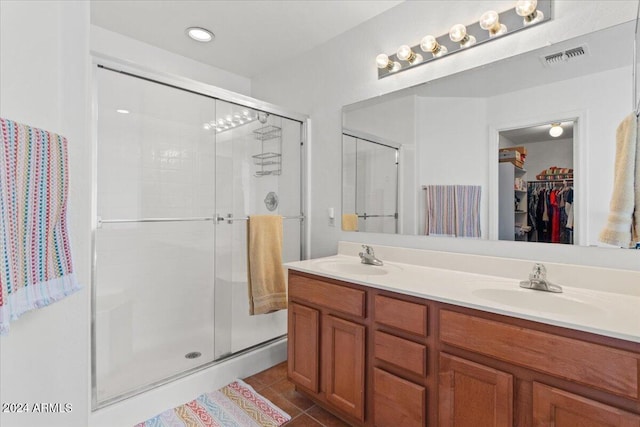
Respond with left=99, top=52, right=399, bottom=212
left=519, top=263, right=562, bottom=293
left=359, top=245, right=383, bottom=266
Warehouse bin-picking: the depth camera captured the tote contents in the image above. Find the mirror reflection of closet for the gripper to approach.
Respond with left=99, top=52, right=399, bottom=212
left=498, top=121, right=575, bottom=244
left=342, top=132, right=399, bottom=234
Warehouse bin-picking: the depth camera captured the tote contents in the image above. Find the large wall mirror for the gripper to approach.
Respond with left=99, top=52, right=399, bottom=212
left=342, top=20, right=636, bottom=249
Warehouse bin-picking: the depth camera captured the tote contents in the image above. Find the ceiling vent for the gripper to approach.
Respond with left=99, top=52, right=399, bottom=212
left=540, top=45, right=589, bottom=67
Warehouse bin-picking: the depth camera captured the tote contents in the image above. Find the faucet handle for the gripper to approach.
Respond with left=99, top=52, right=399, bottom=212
left=362, top=244, right=374, bottom=255
left=530, top=263, right=547, bottom=280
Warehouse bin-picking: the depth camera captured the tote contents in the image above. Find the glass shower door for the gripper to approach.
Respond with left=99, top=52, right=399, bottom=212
left=94, top=67, right=217, bottom=404
left=214, top=100, right=302, bottom=358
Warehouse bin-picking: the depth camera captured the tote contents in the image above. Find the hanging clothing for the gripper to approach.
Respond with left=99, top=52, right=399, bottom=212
left=527, top=182, right=574, bottom=245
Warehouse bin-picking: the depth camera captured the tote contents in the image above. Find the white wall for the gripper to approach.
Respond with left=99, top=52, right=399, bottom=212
left=0, top=2, right=92, bottom=427
left=417, top=96, right=489, bottom=237
left=91, top=25, right=251, bottom=96
left=251, top=0, right=640, bottom=270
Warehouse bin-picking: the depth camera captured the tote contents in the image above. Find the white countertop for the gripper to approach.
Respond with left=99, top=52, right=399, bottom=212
left=285, top=254, right=640, bottom=344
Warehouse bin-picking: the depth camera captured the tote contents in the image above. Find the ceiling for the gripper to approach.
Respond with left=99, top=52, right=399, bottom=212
left=90, top=0, right=403, bottom=78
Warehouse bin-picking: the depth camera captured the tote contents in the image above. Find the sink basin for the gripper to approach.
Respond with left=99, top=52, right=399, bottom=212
left=471, top=288, right=603, bottom=316
left=313, top=259, right=399, bottom=276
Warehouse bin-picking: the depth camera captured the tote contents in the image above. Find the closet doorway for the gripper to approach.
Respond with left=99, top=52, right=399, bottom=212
left=498, top=120, right=576, bottom=245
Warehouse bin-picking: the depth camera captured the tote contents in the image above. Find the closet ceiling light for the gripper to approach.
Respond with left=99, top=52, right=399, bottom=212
left=516, top=0, right=544, bottom=26
left=186, top=27, right=214, bottom=42
left=549, top=123, right=563, bottom=137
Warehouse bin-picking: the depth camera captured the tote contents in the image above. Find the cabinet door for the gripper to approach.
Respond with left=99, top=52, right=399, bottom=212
left=439, top=353, right=513, bottom=427
left=374, top=367, right=425, bottom=427
left=288, top=302, right=320, bottom=392
left=323, top=315, right=366, bottom=421
left=533, top=382, right=640, bottom=427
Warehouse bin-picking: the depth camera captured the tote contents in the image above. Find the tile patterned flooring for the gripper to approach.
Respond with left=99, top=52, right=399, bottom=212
left=243, top=362, right=352, bottom=427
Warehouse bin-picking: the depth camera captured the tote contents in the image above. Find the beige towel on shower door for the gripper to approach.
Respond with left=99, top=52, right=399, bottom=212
left=247, top=215, right=287, bottom=315
left=599, top=113, right=640, bottom=247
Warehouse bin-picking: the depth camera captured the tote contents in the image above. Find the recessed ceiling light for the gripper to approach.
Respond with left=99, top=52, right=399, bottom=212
left=549, top=122, right=563, bottom=137
left=186, top=27, right=214, bottom=43
left=116, top=109, right=130, bottom=114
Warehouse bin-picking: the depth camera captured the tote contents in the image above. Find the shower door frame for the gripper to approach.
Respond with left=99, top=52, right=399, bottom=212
left=90, top=54, right=309, bottom=410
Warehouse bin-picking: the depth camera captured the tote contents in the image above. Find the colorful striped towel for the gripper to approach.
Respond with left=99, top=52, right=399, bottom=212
left=135, top=379, right=291, bottom=427
left=0, top=118, right=81, bottom=335
left=423, top=185, right=482, bottom=238
left=454, top=185, right=482, bottom=238
left=424, top=185, right=457, bottom=236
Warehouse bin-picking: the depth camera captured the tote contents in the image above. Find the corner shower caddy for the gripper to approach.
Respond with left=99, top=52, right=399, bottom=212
left=252, top=124, right=282, bottom=177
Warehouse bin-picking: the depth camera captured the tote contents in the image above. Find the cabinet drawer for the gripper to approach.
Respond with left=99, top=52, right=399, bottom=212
left=440, top=310, right=640, bottom=400
left=374, top=295, right=427, bottom=337
left=374, top=330, right=427, bottom=377
left=373, top=368, right=425, bottom=427
left=289, top=273, right=365, bottom=318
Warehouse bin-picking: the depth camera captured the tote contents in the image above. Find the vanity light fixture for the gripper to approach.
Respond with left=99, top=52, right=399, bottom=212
left=376, top=53, right=401, bottom=72
left=397, top=45, right=423, bottom=64
left=516, top=0, right=544, bottom=26
left=449, top=24, right=476, bottom=48
left=375, top=0, right=552, bottom=79
left=479, top=11, right=507, bottom=37
left=420, top=35, right=448, bottom=58
left=186, top=26, right=214, bottom=42
left=549, top=123, right=563, bottom=137
left=204, top=111, right=258, bottom=133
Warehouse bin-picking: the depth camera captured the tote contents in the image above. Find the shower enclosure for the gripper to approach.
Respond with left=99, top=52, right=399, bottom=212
left=92, top=66, right=305, bottom=407
left=342, top=132, right=399, bottom=233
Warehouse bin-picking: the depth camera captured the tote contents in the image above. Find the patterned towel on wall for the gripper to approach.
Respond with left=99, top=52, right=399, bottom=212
left=135, top=379, right=291, bottom=427
left=0, top=118, right=82, bottom=335
left=424, top=185, right=457, bottom=236
left=423, top=184, right=482, bottom=238
left=454, top=185, right=482, bottom=238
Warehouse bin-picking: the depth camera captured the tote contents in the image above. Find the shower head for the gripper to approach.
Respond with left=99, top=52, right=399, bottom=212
left=258, top=112, right=269, bottom=124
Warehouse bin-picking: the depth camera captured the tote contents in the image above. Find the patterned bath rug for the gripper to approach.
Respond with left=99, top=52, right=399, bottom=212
left=134, top=379, right=291, bottom=427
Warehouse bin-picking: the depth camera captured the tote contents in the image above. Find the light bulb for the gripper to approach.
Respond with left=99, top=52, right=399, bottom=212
left=396, top=45, right=422, bottom=64
left=225, top=115, right=233, bottom=122
left=449, top=24, right=476, bottom=48
left=376, top=53, right=401, bottom=72
left=185, top=27, right=214, bottom=42
left=420, top=35, right=448, bottom=57
left=217, top=119, right=225, bottom=125
left=203, top=123, right=211, bottom=130
left=376, top=53, right=390, bottom=68
left=479, top=11, right=507, bottom=37
left=549, top=123, right=563, bottom=138
left=516, top=0, right=544, bottom=25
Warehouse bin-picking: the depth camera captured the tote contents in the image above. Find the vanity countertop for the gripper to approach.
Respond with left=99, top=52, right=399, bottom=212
left=285, top=254, right=640, bottom=344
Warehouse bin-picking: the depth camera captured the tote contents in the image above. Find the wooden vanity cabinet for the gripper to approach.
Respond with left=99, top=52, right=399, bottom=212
left=287, top=270, right=640, bottom=426
left=372, top=293, right=429, bottom=427
left=288, top=271, right=367, bottom=423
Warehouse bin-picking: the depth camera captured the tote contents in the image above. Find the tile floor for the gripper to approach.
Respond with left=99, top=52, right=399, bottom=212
left=243, top=361, right=352, bottom=427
